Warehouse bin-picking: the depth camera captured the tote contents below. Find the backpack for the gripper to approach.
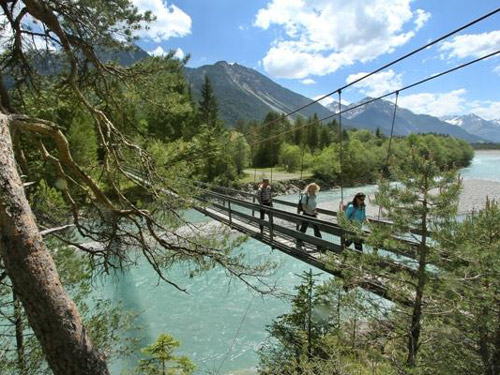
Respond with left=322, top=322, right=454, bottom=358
left=297, top=194, right=309, bottom=213
left=342, top=202, right=355, bottom=220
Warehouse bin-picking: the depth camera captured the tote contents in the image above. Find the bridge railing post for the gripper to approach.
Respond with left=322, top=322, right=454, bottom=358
left=252, top=196, right=256, bottom=217
left=269, top=208, right=274, bottom=242
left=228, top=200, right=232, bottom=225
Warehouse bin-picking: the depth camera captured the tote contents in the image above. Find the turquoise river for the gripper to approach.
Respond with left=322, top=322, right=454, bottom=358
left=102, top=150, right=500, bottom=375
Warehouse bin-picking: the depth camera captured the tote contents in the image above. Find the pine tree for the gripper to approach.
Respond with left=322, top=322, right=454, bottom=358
left=258, top=270, right=344, bottom=375
left=425, top=199, right=500, bottom=375
left=136, top=334, right=194, bottom=375
left=198, top=75, right=223, bottom=132
left=369, top=146, right=461, bottom=369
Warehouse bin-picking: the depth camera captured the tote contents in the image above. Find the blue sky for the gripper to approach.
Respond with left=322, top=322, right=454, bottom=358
left=131, top=0, right=500, bottom=120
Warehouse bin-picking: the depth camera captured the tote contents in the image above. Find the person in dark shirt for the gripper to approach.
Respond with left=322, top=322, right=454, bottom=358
left=257, top=178, right=273, bottom=233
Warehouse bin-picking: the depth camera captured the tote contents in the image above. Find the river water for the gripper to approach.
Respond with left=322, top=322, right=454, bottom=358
left=104, top=150, right=500, bottom=375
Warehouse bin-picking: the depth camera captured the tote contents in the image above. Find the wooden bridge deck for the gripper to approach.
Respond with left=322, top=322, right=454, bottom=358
left=122, top=169, right=417, bottom=304
left=194, top=184, right=419, bottom=304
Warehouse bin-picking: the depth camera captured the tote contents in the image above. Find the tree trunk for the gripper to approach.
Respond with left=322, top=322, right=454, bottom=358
left=14, top=290, right=26, bottom=375
left=0, top=114, right=109, bottom=375
left=407, top=190, right=429, bottom=367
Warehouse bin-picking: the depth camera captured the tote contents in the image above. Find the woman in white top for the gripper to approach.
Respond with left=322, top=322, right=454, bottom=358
left=297, top=183, right=323, bottom=249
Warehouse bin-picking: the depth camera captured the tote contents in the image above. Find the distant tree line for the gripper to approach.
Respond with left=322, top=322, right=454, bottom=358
left=471, top=142, right=500, bottom=150
left=258, top=142, right=500, bottom=375
left=232, top=113, right=474, bottom=186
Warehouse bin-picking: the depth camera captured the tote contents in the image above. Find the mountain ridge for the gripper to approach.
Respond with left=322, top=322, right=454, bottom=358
left=340, top=98, right=487, bottom=142
left=441, top=114, right=500, bottom=143
left=184, top=61, right=337, bottom=126
left=183, top=61, right=489, bottom=143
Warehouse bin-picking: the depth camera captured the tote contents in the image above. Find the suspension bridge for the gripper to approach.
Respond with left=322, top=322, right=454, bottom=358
left=126, top=7, right=500, bottom=304
left=190, top=181, right=422, bottom=305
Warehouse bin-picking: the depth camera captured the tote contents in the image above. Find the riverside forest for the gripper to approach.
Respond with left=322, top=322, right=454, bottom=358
left=1, top=2, right=500, bottom=375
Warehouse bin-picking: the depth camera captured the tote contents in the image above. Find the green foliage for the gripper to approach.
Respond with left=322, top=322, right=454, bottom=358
left=258, top=270, right=342, bottom=374
left=135, top=333, right=195, bottom=375
left=308, top=131, right=473, bottom=186
left=190, top=126, right=237, bottom=184
left=0, top=239, right=140, bottom=375
left=367, top=147, right=461, bottom=369
left=123, top=56, right=196, bottom=141
left=279, top=143, right=302, bottom=172
left=309, top=145, right=340, bottom=183
left=66, top=115, right=99, bottom=168
left=198, top=75, right=223, bottom=132
left=423, top=199, right=500, bottom=375
left=228, top=131, right=251, bottom=175
left=30, top=179, right=70, bottom=225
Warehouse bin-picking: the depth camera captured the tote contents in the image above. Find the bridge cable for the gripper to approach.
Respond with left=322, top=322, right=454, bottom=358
left=244, top=49, right=500, bottom=150
left=160, top=47, right=500, bottom=191
left=160, top=9, right=500, bottom=171
left=238, top=7, right=500, bottom=142
left=216, top=294, right=255, bottom=374
left=338, top=90, right=345, bottom=250
left=377, top=91, right=399, bottom=221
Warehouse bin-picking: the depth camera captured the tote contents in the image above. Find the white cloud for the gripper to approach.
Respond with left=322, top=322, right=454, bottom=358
left=398, top=89, right=467, bottom=117
left=149, top=46, right=167, bottom=56
left=301, top=78, right=316, bottom=85
left=468, top=100, right=500, bottom=121
left=0, top=14, right=11, bottom=53
left=493, top=65, right=500, bottom=75
left=132, top=0, right=192, bottom=42
left=149, top=46, right=184, bottom=59
left=314, top=95, right=334, bottom=107
left=439, top=30, right=500, bottom=60
left=313, top=94, right=350, bottom=108
left=254, top=0, right=430, bottom=78
left=397, top=90, right=500, bottom=120
left=1, top=10, right=58, bottom=53
left=414, top=9, right=431, bottom=31
left=346, top=70, right=403, bottom=97
left=174, top=47, right=184, bottom=59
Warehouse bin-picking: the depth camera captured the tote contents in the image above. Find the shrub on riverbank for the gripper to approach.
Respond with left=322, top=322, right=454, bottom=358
left=310, top=132, right=473, bottom=186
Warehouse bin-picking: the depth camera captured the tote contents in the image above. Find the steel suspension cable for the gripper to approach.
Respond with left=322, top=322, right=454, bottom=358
left=338, top=90, right=344, bottom=210
left=338, top=90, right=345, bottom=250
left=238, top=7, right=500, bottom=142
left=245, top=48, right=500, bottom=149
left=161, top=46, right=500, bottom=173
left=377, top=91, right=399, bottom=221
left=160, top=9, right=500, bottom=170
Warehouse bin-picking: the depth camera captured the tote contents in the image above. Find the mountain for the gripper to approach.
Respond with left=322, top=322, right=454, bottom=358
left=441, top=114, right=500, bottom=143
left=4, top=47, right=150, bottom=88
left=184, top=61, right=335, bottom=126
left=325, top=100, right=348, bottom=113
left=338, top=98, right=486, bottom=143
left=182, top=62, right=484, bottom=142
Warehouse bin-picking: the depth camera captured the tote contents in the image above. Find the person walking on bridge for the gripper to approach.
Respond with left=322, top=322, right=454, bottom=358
left=257, top=177, right=273, bottom=233
left=344, top=192, right=367, bottom=251
left=297, top=182, right=323, bottom=251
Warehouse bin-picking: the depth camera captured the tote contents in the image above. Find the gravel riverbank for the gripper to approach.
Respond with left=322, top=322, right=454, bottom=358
left=318, top=178, right=500, bottom=218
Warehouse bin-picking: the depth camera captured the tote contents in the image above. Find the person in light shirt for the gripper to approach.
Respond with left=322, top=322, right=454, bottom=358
left=297, top=182, right=323, bottom=251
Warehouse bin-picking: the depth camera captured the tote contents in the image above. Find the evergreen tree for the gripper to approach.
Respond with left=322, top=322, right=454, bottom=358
left=198, top=75, right=223, bottom=132
left=0, top=2, right=271, bottom=374
left=136, top=334, right=194, bottom=375
left=424, top=199, right=500, bottom=375
left=368, top=146, right=461, bottom=369
left=258, top=270, right=344, bottom=375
